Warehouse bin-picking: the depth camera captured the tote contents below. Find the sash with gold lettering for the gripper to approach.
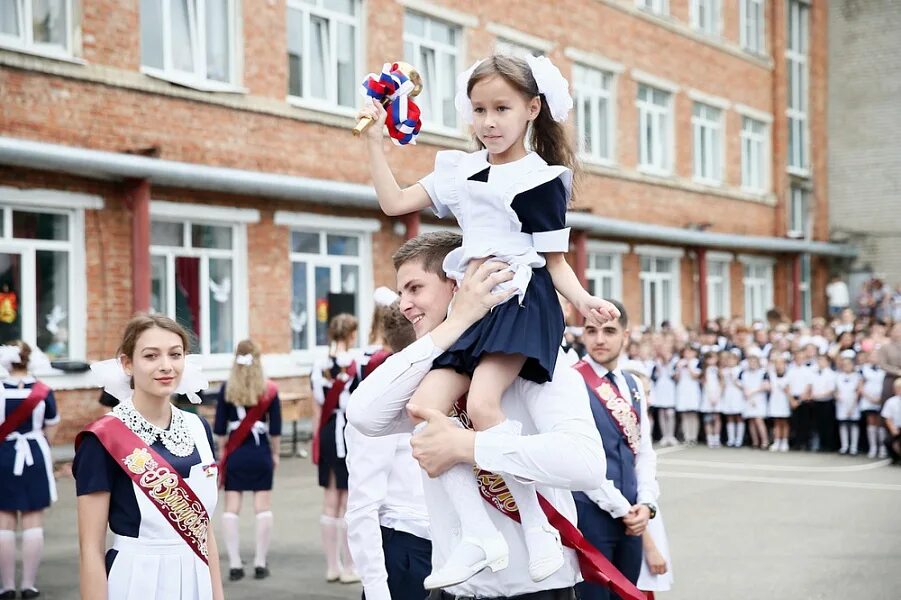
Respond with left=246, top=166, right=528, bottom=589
left=452, top=397, right=644, bottom=600
left=573, top=361, right=641, bottom=455
left=75, top=416, right=211, bottom=564
left=218, top=381, right=278, bottom=489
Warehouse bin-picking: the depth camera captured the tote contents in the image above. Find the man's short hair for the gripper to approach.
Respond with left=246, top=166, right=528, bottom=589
left=392, top=231, right=462, bottom=280
left=604, top=299, right=628, bottom=329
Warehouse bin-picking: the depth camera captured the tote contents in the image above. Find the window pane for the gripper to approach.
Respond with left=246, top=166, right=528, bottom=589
left=171, top=0, right=195, bottom=73
left=310, top=15, right=329, bottom=99
left=0, top=253, right=23, bottom=345
left=151, top=254, right=168, bottom=314
left=430, top=19, right=454, bottom=45
left=327, top=234, right=359, bottom=256
left=35, top=250, right=69, bottom=358
left=602, top=278, right=613, bottom=299
left=340, top=264, right=359, bottom=320
left=191, top=224, right=232, bottom=249
left=291, top=261, right=308, bottom=350
left=0, top=0, right=21, bottom=36
left=640, top=256, right=651, bottom=272
left=404, top=11, right=425, bottom=37
left=12, top=211, right=68, bottom=241
left=205, top=0, right=230, bottom=82
left=314, top=265, right=330, bottom=346
left=140, top=0, right=164, bottom=69
left=441, top=50, right=456, bottom=128
left=32, top=0, right=67, bottom=47
left=337, top=21, right=355, bottom=107
left=151, top=221, right=184, bottom=247
left=208, top=257, right=233, bottom=354
left=323, top=0, right=355, bottom=15
left=292, top=231, right=320, bottom=253
left=287, top=7, right=303, bottom=96
left=592, top=254, right=612, bottom=270
left=174, top=256, right=202, bottom=350
left=587, top=279, right=596, bottom=296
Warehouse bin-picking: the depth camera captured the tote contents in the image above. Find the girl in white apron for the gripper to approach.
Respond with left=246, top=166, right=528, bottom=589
left=834, top=351, right=862, bottom=455
left=699, top=352, right=723, bottom=448
left=674, top=347, right=702, bottom=445
left=73, top=314, right=223, bottom=600
left=767, top=354, right=792, bottom=452
left=720, top=350, right=746, bottom=447
left=740, top=352, right=770, bottom=450
left=651, top=352, right=678, bottom=447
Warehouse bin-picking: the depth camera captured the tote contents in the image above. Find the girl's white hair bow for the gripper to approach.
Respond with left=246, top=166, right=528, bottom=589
left=90, top=355, right=209, bottom=404
left=235, top=353, right=254, bottom=366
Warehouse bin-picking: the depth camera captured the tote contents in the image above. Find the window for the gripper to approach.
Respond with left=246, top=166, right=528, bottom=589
left=140, top=0, right=238, bottom=89
left=637, top=84, right=672, bottom=174
left=0, top=0, right=74, bottom=57
left=799, top=254, right=812, bottom=322
left=586, top=249, right=623, bottom=300
left=636, top=0, right=668, bottom=16
left=788, top=185, right=809, bottom=238
left=786, top=0, right=809, bottom=173
left=404, top=11, right=461, bottom=131
left=0, top=206, right=77, bottom=361
left=741, top=116, right=768, bottom=192
left=573, top=64, right=615, bottom=164
left=742, top=259, right=774, bottom=323
left=706, top=258, right=731, bottom=319
left=150, top=219, right=244, bottom=355
left=691, top=0, right=720, bottom=36
left=289, top=228, right=369, bottom=351
left=286, top=0, right=361, bottom=110
left=494, top=39, right=542, bottom=58
left=692, top=102, right=723, bottom=184
left=640, top=254, right=680, bottom=328
left=740, top=0, right=766, bottom=53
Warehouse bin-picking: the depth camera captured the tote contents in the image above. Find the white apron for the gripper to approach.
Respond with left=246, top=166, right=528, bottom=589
left=107, top=411, right=219, bottom=600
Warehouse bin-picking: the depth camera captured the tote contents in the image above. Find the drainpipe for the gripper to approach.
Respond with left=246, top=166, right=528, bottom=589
left=791, top=254, right=803, bottom=322
left=125, top=178, right=151, bottom=314
left=402, top=212, right=420, bottom=241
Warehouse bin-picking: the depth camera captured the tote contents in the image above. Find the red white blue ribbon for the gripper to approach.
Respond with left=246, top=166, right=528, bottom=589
left=361, top=63, right=422, bottom=145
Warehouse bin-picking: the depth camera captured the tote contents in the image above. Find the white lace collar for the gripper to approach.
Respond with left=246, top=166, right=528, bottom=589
left=112, top=401, right=196, bottom=457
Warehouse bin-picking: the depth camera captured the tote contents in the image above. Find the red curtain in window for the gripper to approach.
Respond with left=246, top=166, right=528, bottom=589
left=175, top=256, right=201, bottom=341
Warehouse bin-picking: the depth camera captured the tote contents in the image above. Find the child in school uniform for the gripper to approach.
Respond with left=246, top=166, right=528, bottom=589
left=834, top=351, right=862, bottom=455
left=674, top=346, right=702, bottom=446
left=810, top=354, right=838, bottom=452
left=651, top=351, right=678, bottom=447
left=720, top=350, right=745, bottom=448
left=786, top=349, right=815, bottom=451
left=767, top=354, right=792, bottom=452
left=699, top=352, right=723, bottom=448
left=740, top=350, right=770, bottom=450
left=858, top=351, right=888, bottom=459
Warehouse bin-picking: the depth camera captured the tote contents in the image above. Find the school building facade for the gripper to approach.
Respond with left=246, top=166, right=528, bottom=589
left=0, top=0, right=853, bottom=443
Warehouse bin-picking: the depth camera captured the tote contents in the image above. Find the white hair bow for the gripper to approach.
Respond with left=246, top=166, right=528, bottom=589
left=524, top=55, right=574, bottom=123
left=235, top=353, right=254, bottom=366
left=0, top=346, right=21, bottom=372
left=90, top=355, right=209, bottom=404
left=373, top=286, right=399, bottom=307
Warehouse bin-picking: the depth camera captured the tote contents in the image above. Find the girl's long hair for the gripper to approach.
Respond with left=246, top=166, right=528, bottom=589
left=466, top=55, right=580, bottom=200
left=226, top=339, right=266, bottom=407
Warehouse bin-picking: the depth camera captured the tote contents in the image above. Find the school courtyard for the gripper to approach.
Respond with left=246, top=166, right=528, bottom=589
left=27, top=446, right=901, bottom=599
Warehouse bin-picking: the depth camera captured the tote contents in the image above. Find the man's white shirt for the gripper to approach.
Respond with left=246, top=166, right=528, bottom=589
left=345, top=424, right=430, bottom=600
left=579, top=355, right=659, bottom=518
left=348, top=333, right=608, bottom=597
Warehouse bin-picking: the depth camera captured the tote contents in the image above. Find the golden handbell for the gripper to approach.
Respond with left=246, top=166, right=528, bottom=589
left=353, top=61, right=424, bottom=136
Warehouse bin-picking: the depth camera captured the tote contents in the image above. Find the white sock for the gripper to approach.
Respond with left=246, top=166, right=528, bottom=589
left=850, top=424, right=860, bottom=452
left=726, top=421, right=736, bottom=445
left=222, top=512, right=242, bottom=570
left=337, top=518, right=355, bottom=574
left=20, top=527, right=43, bottom=590
left=736, top=421, right=746, bottom=446
left=868, top=425, right=878, bottom=452
left=0, top=530, right=14, bottom=592
left=254, top=511, right=273, bottom=568
left=665, top=410, right=677, bottom=441
left=319, top=515, right=340, bottom=574
left=839, top=423, right=849, bottom=450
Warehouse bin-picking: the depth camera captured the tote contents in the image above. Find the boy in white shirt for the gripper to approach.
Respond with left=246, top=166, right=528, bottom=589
left=810, top=354, right=838, bottom=452
left=786, top=350, right=815, bottom=450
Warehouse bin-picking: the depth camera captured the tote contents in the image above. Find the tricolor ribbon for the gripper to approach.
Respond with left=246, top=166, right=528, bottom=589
left=361, top=63, right=422, bottom=145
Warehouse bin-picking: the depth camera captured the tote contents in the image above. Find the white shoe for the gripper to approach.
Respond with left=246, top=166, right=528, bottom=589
left=524, top=525, right=565, bottom=582
left=868, top=448, right=878, bottom=459
left=424, top=534, right=509, bottom=590
left=769, top=442, right=780, bottom=452
left=878, top=447, right=888, bottom=459
left=339, top=571, right=361, bottom=584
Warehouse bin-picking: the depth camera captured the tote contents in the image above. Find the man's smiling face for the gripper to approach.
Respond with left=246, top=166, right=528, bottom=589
left=396, top=259, right=457, bottom=339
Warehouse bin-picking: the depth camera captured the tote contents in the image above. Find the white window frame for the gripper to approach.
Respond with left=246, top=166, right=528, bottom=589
left=275, top=211, right=376, bottom=364
left=786, top=0, right=810, bottom=176
left=690, top=0, right=721, bottom=37
left=636, top=0, right=668, bottom=16
left=692, top=102, right=723, bottom=185
left=403, top=9, right=463, bottom=136
left=140, top=0, right=243, bottom=92
left=573, top=63, right=616, bottom=166
left=706, top=252, right=732, bottom=320
left=740, top=0, right=766, bottom=54
left=741, top=115, right=769, bottom=193
left=638, top=246, right=682, bottom=329
left=586, top=241, right=627, bottom=301
left=149, top=201, right=254, bottom=365
left=788, top=185, right=810, bottom=239
left=286, top=0, right=364, bottom=116
left=637, top=84, right=673, bottom=176
left=740, top=256, right=774, bottom=323
left=487, top=22, right=552, bottom=57
left=0, top=187, right=99, bottom=365
left=0, top=0, right=76, bottom=59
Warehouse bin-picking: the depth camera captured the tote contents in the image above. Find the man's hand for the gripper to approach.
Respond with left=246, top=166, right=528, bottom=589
left=451, top=259, right=517, bottom=323
left=622, top=504, right=651, bottom=536
left=407, top=404, right=476, bottom=477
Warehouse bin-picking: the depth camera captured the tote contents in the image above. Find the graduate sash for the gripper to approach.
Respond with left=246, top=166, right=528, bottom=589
left=76, top=416, right=211, bottom=564
left=573, top=361, right=641, bottom=455
left=452, top=397, right=644, bottom=600
left=218, top=381, right=278, bottom=488
left=362, top=349, right=392, bottom=380
left=0, top=381, right=50, bottom=442
left=312, top=361, right=357, bottom=465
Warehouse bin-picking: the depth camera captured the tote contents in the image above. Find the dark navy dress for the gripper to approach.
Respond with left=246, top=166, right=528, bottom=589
left=0, top=377, right=59, bottom=511
left=311, top=357, right=352, bottom=489
left=432, top=173, right=567, bottom=384
left=213, top=383, right=281, bottom=491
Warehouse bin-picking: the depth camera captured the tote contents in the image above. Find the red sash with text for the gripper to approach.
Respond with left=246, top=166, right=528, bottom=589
left=452, top=398, right=644, bottom=600
left=218, top=381, right=278, bottom=488
left=76, top=416, right=211, bottom=564
left=573, top=361, right=641, bottom=455
left=362, top=349, right=391, bottom=380
left=0, top=382, right=50, bottom=442
left=312, top=361, right=357, bottom=465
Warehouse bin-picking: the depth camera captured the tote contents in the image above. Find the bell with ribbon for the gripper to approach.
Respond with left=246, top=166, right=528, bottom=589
left=354, top=62, right=423, bottom=145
